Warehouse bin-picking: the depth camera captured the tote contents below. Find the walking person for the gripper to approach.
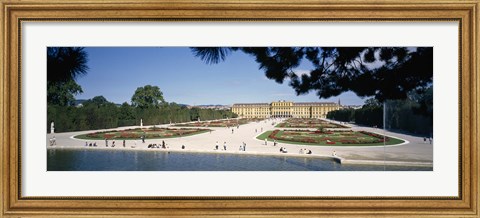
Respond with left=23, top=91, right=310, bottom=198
left=264, top=138, right=267, bottom=145
left=223, top=142, right=227, bottom=150
left=123, top=140, right=126, bottom=147
left=215, top=141, right=219, bottom=150
left=105, top=138, right=108, bottom=147
left=112, top=140, right=116, bottom=147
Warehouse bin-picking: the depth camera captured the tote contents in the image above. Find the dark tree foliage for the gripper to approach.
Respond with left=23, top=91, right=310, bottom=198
left=191, top=47, right=433, bottom=102
left=327, top=96, right=433, bottom=135
left=47, top=47, right=89, bottom=83
left=47, top=47, right=89, bottom=106
left=47, top=80, right=83, bottom=106
left=326, top=108, right=355, bottom=122
left=84, top=96, right=110, bottom=107
left=354, top=106, right=384, bottom=128
left=48, top=95, right=237, bottom=133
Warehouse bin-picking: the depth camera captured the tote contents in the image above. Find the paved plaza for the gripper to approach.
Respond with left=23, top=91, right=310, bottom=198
left=47, top=118, right=433, bottom=167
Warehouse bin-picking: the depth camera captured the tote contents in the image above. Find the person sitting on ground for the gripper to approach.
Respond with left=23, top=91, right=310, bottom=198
left=332, top=150, right=337, bottom=156
left=307, top=150, right=312, bottom=154
left=182, top=145, right=185, bottom=149
left=299, top=149, right=303, bottom=154
left=93, top=142, right=97, bottom=147
left=148, top=144, right=152, bottom=148
left=89, top=143, right=92, bottom=147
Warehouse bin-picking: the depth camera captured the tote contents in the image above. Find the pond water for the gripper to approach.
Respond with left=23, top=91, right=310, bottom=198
left=47, top=149, right=432, bottom=171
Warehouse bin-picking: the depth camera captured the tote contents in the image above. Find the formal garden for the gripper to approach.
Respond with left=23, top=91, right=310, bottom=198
left=275, top=118, right=348, bottom=129
left=257, top=129, right=404, bottom=146
left=74, top=127, right=210, bottom=140
left=173, top=118, right=263, bottom=127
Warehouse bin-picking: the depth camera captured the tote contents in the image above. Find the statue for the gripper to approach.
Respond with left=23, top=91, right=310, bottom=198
left=140, top=119, right=143, bottom=127
left=50, top=122, right=55, bottom=134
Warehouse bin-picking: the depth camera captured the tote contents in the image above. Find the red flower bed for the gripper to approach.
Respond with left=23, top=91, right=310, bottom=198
left=268, top=130, right=280, bottom=139
left=104, top=133, right=115, bottom=139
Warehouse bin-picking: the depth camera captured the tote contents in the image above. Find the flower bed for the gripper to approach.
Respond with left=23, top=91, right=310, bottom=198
left=261, top=129, right=403, bottom=146
left=75, top=128, right=210, bottom=140
left=276, top=118, right=349, bottom=129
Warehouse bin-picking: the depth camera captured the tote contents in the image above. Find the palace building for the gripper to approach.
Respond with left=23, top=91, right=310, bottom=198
left=231, top=100, right=341, bottom=118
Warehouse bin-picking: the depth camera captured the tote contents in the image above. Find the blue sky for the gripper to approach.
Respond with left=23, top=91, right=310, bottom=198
left=75, top=47, right=365, bottom=105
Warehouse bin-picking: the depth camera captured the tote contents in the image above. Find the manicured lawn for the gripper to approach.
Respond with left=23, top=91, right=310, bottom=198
left=275, top=118, right=348, bottom=129
left=257, top=130, right=404, bottom=146
left=74, top=127, right=210, bottom=140
left=174, top=118, right=264, bottom=127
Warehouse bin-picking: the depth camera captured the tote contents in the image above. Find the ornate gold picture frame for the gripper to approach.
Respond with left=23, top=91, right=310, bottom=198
left=1, top=0, right=478, bottom=217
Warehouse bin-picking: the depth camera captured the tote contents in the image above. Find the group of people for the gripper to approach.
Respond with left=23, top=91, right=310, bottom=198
left=147, top=140, right=168, bottom=149
left=214, top=141, right=228, bottom=151
left=298, top=148, right=312, bottom=154
left=239, top=142, right=247, bottom=151
left=85, top=142, right=97, bottom=147
left=423, top=137, right=433, bottom=144
left=264, top=138, right=278, bottom=146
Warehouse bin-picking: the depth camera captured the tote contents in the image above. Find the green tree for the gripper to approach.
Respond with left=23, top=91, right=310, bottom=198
left=86, top=96, right=109, bottom=106
left=191, top=47, right=433, bottom=102
left=131, top=85, right=165, bottom=108
left=47, top=47, right=89, bottom=106
left=47, top=79, right=83, bottom=106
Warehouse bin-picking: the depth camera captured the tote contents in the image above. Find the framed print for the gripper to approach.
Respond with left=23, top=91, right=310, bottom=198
left=1, top=0, right=478, bottom=217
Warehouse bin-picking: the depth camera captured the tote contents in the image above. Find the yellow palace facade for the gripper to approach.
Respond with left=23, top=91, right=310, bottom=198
left=231, top=100, right=341, bottom=118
